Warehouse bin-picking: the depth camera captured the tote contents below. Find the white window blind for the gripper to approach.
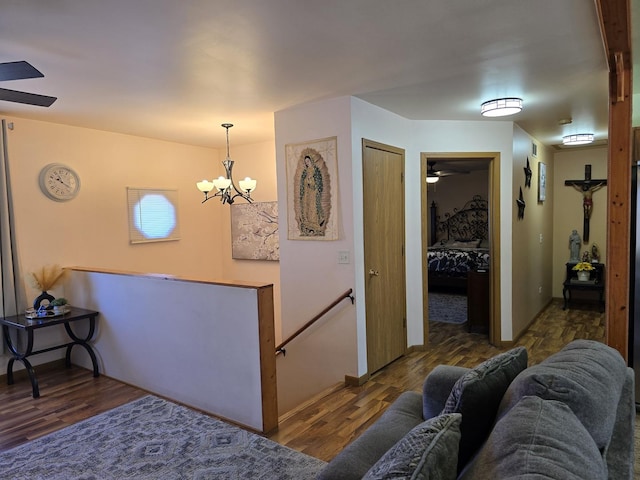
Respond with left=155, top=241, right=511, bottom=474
left=127, top=188, right=180, bottom=244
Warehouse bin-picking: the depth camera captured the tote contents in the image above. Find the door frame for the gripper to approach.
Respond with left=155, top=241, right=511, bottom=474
left=362, top=138, right=407, bottom=374
left=420, top=152, right=501, bottom=346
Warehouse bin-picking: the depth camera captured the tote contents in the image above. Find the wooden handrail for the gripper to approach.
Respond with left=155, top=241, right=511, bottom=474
left=275, top=288, right=354, bottom=356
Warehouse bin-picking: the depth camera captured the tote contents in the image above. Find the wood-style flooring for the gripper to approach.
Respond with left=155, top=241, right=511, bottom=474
left=0, top=299, right=605, bottom=461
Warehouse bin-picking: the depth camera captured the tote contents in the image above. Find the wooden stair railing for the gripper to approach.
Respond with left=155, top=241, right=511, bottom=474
left=275, top=289, right=354, bottom=356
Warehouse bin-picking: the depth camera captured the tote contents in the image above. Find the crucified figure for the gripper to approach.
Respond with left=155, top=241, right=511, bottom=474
left=567, top=181, right=604, bottom=243
left=564, top=165, right=607, bottom=243
left=571, top=182, right=604, bottom=221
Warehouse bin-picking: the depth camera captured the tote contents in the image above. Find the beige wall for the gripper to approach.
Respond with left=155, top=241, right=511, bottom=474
left=511, top=128, right=554, bottom=339
left=4, top=115, right=279, bottom=320
left=552, top=146, right=607, bottom=297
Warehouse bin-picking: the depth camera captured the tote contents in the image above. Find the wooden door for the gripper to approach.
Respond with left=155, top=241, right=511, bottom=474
left=362, top=139, right=406, bottom=374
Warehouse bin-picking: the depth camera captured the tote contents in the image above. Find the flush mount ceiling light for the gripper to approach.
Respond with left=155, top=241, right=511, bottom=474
left=480, top=98, right=523, bottom=117
left=562, top=133, right=594, bottom=146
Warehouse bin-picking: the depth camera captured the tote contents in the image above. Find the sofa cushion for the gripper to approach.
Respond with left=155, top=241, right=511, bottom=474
left=362, top=413, right=461, bottom=480
left=440, top=346, right=527, bottom=472
left=459, top=396, right=607, bottom=480
left=422, top=365, right=470, bottom=420
left=497, top=339, right=627, bottom=452
left=317, top=391, right=424, bottom=480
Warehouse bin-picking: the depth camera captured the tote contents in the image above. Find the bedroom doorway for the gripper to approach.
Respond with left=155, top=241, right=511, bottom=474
left=362, top=139, right=407, bottom=374
left=420, top=152, right=501, bottom=346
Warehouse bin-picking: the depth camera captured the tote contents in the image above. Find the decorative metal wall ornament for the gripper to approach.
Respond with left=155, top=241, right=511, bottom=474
left=517, top=187, right=526, bottom=220
left=524, top=157, right=532, bottom=188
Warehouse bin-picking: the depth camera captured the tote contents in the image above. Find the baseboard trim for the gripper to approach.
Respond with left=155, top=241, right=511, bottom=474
left=407, top=344, right=426, bottom=353
left=344, top=373, right=369, bottom=386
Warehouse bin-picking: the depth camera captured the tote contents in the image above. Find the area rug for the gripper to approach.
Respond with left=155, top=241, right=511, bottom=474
left=0, top=395, right=326, bottom=479
left=428, top=291, right=467, bottom=324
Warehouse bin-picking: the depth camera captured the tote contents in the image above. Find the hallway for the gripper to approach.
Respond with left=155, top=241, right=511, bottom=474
left=269, top=299, right=606, bottom=461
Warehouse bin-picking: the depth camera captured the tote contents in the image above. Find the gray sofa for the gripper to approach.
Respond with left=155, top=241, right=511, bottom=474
left=318, top=340, right=635, bottom=479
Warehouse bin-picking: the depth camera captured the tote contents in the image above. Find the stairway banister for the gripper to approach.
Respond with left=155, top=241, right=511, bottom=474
left=275, top=289, right=354, bottom=356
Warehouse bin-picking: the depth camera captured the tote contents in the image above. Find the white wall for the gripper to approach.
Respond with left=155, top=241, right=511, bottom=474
left=274, top=97, right=358, bottom=414
left=411, top=120, right=515, bottom=339
left=67, top=269, right=273, bottom=432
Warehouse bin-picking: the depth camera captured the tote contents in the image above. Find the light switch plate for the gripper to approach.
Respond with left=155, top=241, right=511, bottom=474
left=338, top=251, right=350, bottom=264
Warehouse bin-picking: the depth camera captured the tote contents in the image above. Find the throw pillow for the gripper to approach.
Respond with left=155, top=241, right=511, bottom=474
left=458, top=396, right=607, bottom=480
left=497, top=339, right=627, bottom=451
left=440, top=346, right=527, bottom=472
left=362, top=413, right=461, bottom=480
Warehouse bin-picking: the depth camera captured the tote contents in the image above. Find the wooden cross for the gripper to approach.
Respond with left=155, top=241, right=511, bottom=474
left=564, top=164, right=607, bottom=243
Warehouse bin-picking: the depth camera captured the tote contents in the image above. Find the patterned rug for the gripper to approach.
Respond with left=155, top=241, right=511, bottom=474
left=0, top=395, right=326, bottom=479
left=428, top=291, right=467, bottom=324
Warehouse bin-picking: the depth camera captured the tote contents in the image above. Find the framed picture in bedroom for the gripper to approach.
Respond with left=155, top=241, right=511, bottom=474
left=538, top=162, right=547, bottom=202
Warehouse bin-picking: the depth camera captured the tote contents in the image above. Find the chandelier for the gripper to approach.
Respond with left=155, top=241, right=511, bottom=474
left=196, top=123, right=257, bottom=204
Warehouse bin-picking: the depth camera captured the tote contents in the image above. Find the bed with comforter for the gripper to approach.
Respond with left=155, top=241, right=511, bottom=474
left=428, top=195, right=489, bottom=291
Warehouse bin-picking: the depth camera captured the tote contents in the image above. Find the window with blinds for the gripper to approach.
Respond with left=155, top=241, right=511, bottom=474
left=127, top=188, right=180, bottom=244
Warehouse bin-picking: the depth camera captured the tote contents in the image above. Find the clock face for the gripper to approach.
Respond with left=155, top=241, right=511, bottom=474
left=39, top=163, right=81, bottom=201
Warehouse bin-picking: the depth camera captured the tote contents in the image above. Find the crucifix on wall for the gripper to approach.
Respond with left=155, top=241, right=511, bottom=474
left=564, top=164, right=606, bottom=243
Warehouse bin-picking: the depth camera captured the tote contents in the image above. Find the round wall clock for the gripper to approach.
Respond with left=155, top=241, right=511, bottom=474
left=39, top=163, right=81, bottom=201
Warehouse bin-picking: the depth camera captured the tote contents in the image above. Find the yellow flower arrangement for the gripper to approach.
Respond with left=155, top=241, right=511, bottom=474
left=572, top=262, right=594, bottom=272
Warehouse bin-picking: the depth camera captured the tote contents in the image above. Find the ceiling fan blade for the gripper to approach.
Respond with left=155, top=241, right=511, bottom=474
left=0, top=87, right=57, bottom=107
left=436, top=169, right=470, bottom=177
left=0, top=61, right=44, bottom=81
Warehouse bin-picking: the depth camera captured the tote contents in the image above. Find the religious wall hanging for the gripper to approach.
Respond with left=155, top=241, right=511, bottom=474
left=564, top=164, right=606, bottom=243
left=230, top=201, right=279, bottom=261
left=285, top=137, right=339, bottom=240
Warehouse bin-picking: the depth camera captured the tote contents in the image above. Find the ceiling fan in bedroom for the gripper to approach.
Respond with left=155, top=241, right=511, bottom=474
left=426, top=160, right=469, bottom=184
left=0, top=61, right=57, bottom=107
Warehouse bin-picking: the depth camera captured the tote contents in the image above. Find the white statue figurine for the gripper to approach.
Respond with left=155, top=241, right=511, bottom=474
left=569, top=230, right=581, bottom=262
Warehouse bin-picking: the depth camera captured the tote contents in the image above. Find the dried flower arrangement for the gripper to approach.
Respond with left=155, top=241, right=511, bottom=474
left=27, top=265, right=67, bottom=292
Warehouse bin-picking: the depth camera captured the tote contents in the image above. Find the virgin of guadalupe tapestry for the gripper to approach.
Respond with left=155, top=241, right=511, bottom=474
left=285, top=137, right=339, bottom=240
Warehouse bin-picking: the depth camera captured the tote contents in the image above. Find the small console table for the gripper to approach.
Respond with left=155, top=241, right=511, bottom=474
left=562, top=262, right=605, bottom=312
left=0, top=306, right=100, bottom=398
left=467, top=269, right=490, bottom=334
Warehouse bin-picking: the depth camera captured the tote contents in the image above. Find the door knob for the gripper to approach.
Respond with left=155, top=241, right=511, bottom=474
left=369, top=269, right=380, bottom=276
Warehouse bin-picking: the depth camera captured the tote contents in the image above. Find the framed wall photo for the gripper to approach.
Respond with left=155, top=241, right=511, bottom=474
left=285, top=136, right=339, bottom=240
left=538, top=162, right=546, bottom=202
left=230, top=201, right=279, bottom=261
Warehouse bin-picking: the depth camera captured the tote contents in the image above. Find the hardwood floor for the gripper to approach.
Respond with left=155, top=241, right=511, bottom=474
left=0, top=299, right=605, bottom=461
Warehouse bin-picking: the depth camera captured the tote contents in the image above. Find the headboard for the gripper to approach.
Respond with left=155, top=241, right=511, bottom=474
left=430, top=195, right=489, bottom=245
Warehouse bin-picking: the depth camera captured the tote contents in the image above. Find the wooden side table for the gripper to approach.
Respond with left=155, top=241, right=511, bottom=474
left=467, top=269, right=490, bottom=334
left=562, top=262, right=605, bottom=312
left=0, top=306, right=100, bottom=398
